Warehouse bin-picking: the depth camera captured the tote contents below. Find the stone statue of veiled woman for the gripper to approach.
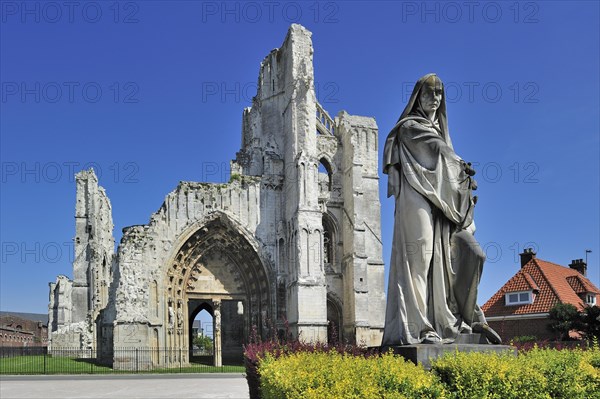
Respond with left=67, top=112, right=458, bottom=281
left=382, top=74, right=500, bottom=345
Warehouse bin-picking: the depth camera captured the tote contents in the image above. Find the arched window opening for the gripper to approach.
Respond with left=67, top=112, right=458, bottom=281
left=327, top=298, right=342, bottom=345
left=322, top=215, right=335, bottom=269
left=324, top=230, right=332, bottom=265
left=318, top=158, right=332, bottom=193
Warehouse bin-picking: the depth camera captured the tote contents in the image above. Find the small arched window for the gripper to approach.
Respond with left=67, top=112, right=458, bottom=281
left=322, top=215, right=335, bottom=267
left=318, top=158, right=332, bottom=193
left=324, top=230, right=332, bottom=264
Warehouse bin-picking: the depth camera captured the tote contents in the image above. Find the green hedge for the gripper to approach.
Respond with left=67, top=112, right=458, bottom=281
left=432, top=348, right=600, bottom=399
left=258, top=346, right=600, bottom=399
left=259, top=351, right=446, bottom=399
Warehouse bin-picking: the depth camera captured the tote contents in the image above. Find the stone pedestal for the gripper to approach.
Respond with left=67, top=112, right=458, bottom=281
left=382, top=336, right=516, bottom=369
left=454, top=333, right=488, bottom=344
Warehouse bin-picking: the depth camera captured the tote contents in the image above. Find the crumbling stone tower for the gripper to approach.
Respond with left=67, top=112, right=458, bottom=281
left=48, top=24, right=385, bottom=369
left=238, top=25, right=385, bottom=344
left=48, top=170, right=114, bottom=349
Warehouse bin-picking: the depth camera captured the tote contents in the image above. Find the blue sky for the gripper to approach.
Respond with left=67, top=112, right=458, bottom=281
left=1, top=1, right=599, bottom=321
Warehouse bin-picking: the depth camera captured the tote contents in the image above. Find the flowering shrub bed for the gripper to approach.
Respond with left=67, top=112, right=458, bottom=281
left=432, top=346, right=600, bottom=399
left=510, top=338, right=590, bottom=352
left=243, top=326, right=376, bottom=399
left=251, top=345, right=600, bottom=399
left=259, top=351, right=446, bottom=399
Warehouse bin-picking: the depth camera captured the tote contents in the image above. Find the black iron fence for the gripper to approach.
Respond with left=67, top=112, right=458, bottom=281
left=0, top=347, right=243, bottom=375
left=0, top=346, right=47, bottom=358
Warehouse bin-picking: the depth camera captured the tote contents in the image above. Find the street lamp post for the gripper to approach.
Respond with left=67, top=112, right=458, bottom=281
left=585, top=249, right=593, bottom=285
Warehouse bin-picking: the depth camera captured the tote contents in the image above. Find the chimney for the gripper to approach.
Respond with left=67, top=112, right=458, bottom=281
left=520, top=248, right=536, bottom=267
left=569, top=258, right=587, bottom=276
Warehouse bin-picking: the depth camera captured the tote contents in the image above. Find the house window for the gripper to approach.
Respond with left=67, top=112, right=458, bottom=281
left=586, top=294, right=596, bottom=306
left=505, top=290, right=533, bottom=305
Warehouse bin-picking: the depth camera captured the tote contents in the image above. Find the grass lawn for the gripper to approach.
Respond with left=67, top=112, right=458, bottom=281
left=0, top=355, right=245, bottom=375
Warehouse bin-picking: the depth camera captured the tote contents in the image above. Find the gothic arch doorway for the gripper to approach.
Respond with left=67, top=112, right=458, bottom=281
left=164, top=214, right=272, bottom=366
left=189, top=301, right=213, bottom=364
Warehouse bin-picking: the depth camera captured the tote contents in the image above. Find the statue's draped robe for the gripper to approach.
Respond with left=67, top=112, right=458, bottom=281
left=382, top=115, right=485, bottom=345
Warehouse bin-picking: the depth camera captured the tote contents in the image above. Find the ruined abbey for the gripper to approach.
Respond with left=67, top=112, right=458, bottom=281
left=48, top=24, right=385, bottom=369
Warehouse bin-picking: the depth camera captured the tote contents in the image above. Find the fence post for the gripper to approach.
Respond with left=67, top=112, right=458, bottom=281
left=135, top=348, right=139, bottom=374
left=90, top=348, right=93, bottom=374
left=43, top=348, right=47, bottom=375
left=179, top=347, right=182, bottom=373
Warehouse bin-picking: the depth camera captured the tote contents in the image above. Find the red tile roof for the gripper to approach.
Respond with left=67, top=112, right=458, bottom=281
left=523, top=272, right=540, bottom=292
left=482, top=257, right=600, bottom=317
left=566, top=276, right=587, bottom=294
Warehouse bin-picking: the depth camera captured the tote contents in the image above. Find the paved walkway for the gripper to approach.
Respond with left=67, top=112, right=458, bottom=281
left=0, top=374, right=250, bottom=399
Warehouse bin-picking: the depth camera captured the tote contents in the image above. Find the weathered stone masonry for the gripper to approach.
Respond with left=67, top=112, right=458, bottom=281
left=49, top=24, right=385, bottom=369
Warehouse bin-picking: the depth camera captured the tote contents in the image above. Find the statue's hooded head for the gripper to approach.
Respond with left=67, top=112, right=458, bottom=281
left=383, top=73, right=453, bottom=197
left=397, top=73, right=452, bottom=149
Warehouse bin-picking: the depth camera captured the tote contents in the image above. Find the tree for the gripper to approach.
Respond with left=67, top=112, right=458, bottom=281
left=579, top=305, right=600, bottom=341
left=547, top=302, right=580, bottom=341
left=193, top=335, right=213, bottom=351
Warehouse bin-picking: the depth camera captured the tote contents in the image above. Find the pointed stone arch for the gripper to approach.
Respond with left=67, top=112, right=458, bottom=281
left=318, top=156, right=334, bottom=193
left=162, top=212, right=273, bottom=365
left=188, top=300, right=213, bottom=357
